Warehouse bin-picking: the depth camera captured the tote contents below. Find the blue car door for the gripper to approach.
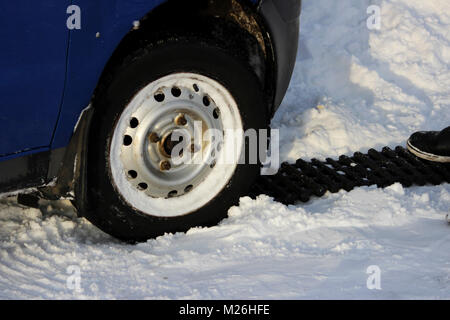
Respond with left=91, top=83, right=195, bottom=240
left=0, top=1, right=70, bottom=157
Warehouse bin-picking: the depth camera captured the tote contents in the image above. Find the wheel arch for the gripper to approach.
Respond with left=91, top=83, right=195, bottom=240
left=93, top=0, right=275, bottom=109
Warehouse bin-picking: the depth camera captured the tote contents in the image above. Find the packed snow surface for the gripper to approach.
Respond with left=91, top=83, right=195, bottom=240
left=1, top=0, right=449, bottom=299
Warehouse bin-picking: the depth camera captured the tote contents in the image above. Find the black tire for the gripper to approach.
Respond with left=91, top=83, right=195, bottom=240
left=84, top=35, right=269, bottom=242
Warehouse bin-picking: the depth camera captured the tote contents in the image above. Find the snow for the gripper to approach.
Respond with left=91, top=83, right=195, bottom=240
left=1, top=0, right=449, bottom=299
left=274, top=0, right=450, bottom=162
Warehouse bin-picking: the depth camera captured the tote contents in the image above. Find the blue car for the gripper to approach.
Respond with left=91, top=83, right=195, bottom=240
left=0, top=0, right=301, bottom=241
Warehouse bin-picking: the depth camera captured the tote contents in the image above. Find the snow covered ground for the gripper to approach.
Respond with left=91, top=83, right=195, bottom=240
left=1, top=0, right=449, bottom=299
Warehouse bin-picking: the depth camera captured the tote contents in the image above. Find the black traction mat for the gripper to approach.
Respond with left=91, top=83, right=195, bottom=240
left=250, top=146, right=450, bottom=205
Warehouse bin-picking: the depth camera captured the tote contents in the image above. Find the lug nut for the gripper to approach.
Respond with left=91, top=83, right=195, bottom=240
left=160, top=160, right=171, bottom=171
left=149, top=132, right=160, bottom=143
left=175, top=114, right=187, bottom=126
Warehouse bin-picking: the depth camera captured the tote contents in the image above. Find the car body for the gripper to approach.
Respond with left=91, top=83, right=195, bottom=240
left=0, top=0, right=301, bottom=216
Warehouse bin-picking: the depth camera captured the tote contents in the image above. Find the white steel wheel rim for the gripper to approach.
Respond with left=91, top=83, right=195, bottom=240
left=110, top=73, right=243, bottom=217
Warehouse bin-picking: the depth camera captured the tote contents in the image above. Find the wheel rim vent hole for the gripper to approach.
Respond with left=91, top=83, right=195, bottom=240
left=123, top=135, right=133, bottom=146
left=154, top=92, right=165, bottom=102
left=128, top=170, right=138, bottom=179
left=130, top=117, right=139, bottom=128
left=138, top=183, right=148, bottom=190
left=213, top=108, right=220, bottom=119
left=168, top=190, right=178, bottom=198
left=171, top=87, right=182, bottom=97
left=203, top=96, right=210, bottom=107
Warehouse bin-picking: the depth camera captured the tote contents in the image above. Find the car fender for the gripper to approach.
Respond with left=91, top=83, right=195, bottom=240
left=51, top=0, right=169, bottom=150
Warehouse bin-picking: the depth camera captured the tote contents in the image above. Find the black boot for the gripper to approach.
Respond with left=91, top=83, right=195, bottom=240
left=407, top=126, right=450, bottom=163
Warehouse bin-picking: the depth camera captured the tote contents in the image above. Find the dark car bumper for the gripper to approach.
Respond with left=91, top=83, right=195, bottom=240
left=258, top=0, right=301, bottom=113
